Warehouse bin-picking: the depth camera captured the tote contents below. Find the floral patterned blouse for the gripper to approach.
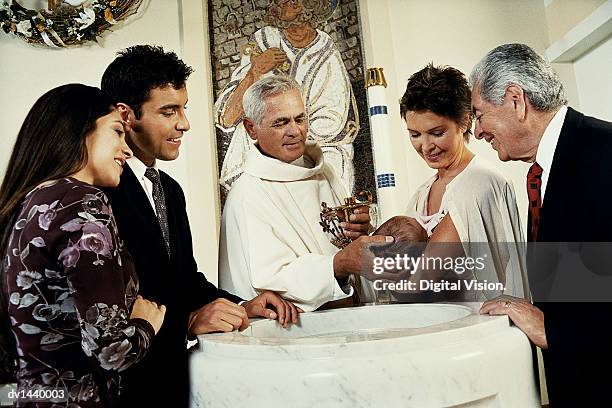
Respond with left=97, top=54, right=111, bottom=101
left=3, top=178, right=155, bottom=407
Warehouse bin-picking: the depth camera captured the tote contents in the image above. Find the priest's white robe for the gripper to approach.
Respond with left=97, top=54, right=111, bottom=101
left=219, top=142, right=352, bottom=311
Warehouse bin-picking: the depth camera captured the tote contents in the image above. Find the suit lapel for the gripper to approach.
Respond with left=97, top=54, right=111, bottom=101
left=539, top=108, right=583, bottom=241
left=120, top=164, right=164, bottom=238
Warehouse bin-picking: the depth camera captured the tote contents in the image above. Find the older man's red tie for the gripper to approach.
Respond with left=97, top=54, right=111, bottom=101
left=527, top=162, right=543, bottom=241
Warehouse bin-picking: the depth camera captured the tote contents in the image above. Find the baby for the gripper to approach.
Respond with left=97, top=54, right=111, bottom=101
left=371, top=216, right=465, bottom=302
left=372, top=215, right=427, bottom=256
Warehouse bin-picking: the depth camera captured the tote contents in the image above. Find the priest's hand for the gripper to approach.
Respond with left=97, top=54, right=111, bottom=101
left=333, top=235, right=394, bottom=278
left=243, top=291, right=303, bottom=328
left=187, top=298, right=249, bottom=337
left=480, top=295, right=548, bottom=349
left=341, top=206, right=374, bottom=239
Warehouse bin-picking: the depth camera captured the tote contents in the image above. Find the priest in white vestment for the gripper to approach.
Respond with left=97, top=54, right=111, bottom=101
left=219, top=76, right=389, bottom=312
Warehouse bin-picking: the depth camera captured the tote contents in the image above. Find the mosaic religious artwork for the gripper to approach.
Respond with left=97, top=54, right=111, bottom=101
left=209, top=0, right=376, bottom=204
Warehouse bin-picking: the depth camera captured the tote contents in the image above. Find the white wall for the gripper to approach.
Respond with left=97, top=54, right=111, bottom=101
left=544, top=0, right=606, bottom=44
left=0, top=0, right=221, bottom=283
left=2, top=1, right=177, bottom=173
left=359, top=0, right=552, bottom=234
left=573, top=35, right=612, bottom=122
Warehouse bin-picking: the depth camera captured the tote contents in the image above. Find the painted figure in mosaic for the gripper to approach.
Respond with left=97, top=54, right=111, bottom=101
left=215, top=0, right=359, bottom=194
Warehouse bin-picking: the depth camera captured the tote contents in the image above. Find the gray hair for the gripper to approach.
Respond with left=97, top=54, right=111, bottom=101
left=469, top=43, right=567, bottom=112
left=242, top=75, right=302, bottom=126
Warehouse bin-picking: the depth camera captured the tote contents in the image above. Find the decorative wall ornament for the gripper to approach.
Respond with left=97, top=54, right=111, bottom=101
left=0, top=0, right=143, bottom=47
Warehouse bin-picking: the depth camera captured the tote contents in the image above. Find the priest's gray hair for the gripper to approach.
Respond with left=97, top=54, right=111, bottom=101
left=243, top=75, right=302, bottom=126
left=469, top=43, right=567, bottom=112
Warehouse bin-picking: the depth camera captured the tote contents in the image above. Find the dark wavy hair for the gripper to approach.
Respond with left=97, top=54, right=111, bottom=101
left=101, top=44, right=194, bottom=118
left=0, top=84, right=114, bottom=383
left=400, top=63, right=473, bottom=141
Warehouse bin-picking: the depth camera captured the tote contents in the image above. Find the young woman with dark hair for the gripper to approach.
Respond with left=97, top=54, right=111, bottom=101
left=0, top=83, right=165, bottom=407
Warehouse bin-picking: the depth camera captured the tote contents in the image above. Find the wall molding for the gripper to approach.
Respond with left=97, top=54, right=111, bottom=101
left=546, top=0, right=612, bottom=62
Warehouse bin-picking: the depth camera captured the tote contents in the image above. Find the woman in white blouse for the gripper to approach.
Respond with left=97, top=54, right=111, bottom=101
left=389, top=63, right=528, bottom=300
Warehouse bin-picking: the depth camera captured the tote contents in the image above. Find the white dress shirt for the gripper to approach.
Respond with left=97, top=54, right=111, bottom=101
left=126, top=156, right=159, bottom=215
left=535, top=105, right=567, bottom=203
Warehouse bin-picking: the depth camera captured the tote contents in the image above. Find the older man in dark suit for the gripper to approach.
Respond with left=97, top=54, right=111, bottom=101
left=471, top=43, right=612, bottom=406
left=101, top=45, right=300, bottom=408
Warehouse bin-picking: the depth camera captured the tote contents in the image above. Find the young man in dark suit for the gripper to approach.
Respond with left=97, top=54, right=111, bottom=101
left=471, top=43, right=612, bottom=406
left=101, top=45, right=300, bottom=407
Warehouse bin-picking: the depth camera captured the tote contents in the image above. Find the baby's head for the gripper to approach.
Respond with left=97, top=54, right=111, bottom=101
left=374, top=216, right=427, bottom=243
left=372, top=216, right=427, bottom=257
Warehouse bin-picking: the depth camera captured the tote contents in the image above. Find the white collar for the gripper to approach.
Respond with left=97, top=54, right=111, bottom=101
left=535, top=105, right=567, bottom=174
left=127, top=156, right=158, bottom=178
left=243, top=141, right=324, bottom=182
